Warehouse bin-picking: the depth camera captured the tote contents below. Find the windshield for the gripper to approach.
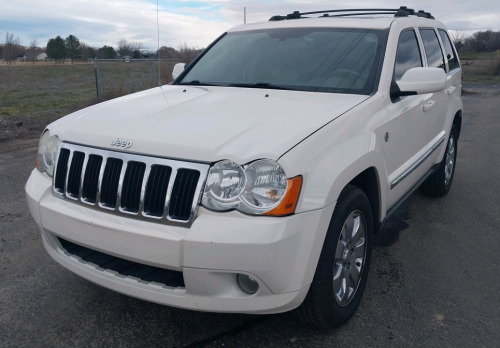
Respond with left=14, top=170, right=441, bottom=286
left=178, top=27, right=386, bottom=95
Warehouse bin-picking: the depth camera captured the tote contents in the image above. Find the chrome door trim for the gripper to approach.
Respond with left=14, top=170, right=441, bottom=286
left=390, top=135, right=445, bottom=190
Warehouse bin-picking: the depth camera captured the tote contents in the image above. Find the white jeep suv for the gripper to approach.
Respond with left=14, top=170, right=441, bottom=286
left=26, top=7, right=462, bottom=328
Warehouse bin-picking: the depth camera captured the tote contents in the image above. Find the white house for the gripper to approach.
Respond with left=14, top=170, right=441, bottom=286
left=37, top=53, right=47, bottom=61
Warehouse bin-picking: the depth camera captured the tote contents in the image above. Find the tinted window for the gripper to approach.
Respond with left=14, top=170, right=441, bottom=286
left=393, top=29, right=422, bottom=81
left=438, top=29, right=459, bottom=71
left=179, top=28, right=386, bottom=95
left=419, top=29, right=445, bottom=70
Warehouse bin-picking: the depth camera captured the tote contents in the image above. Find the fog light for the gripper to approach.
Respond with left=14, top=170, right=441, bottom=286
left=236, top=274, right=259, bottom=294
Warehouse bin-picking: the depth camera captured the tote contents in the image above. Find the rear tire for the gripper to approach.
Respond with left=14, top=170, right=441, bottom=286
left=295, top=185, right=373, bottom=328
left=421, top=125, right=458, bottom=197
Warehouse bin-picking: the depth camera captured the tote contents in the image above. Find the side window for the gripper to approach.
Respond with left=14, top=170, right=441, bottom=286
left=393, top=29, right=423, bottom=81
left=419, top=29, right=445, bottom=70
left=438, top=29, right=460, bottom=71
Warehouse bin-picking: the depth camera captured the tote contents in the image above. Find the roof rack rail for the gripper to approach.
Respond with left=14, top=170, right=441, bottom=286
left=269, top=6, right=434, bottom=21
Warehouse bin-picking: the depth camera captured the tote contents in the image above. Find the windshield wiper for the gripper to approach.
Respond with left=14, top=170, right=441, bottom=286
left=179, top=80, right=218, bottom=86
left=227, top=82, right=292, bottom=90
left=179, top=81, right=293, bottom=90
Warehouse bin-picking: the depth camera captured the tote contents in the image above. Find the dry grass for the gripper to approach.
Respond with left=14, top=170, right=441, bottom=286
left=0, top=60, right=177, bottom=143
left=461, top=51, right=500, bottom=82
left=1, top=56, right=498, bottom=144
left=462, top=59, right=500, bottom=83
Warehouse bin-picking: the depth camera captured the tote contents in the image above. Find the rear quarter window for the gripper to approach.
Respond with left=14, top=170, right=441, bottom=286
left=438, top=29, right=460, bottom=71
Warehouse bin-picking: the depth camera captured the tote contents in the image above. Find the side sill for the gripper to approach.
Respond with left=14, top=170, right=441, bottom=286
left=380, top=163, right=439, bottom=231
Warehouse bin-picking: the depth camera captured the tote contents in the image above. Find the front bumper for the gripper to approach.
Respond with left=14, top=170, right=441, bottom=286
left=26, top=169, right=335, bottom=314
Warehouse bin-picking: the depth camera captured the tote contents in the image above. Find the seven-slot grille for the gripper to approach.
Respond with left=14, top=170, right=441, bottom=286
left=53, top=143, right=209, bottom=226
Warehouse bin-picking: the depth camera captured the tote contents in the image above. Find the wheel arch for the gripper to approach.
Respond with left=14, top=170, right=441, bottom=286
left=453, top=109, right=462, bottom=139
left=347, top=167, right=382, bottom=232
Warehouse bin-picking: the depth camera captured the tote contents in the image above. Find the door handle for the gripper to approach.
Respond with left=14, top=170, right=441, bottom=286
left=446, top=86, right=456, bottom=95
left=423, top=100, right=435, bottom=112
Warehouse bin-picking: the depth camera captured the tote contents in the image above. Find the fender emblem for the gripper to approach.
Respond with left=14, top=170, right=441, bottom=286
left=111, top=138, right=133, bottom=149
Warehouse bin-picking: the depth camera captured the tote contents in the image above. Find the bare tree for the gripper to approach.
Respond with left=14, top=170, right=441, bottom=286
left=117, top=39, right=132, bottom=57
left=178, top=43, right=203, bottom=64
left=3, top=32, right=22, bottom=64
left=158, top=46, right=181, bottom=60
left=30, top=38, right=38, bottom=64
left=449, top=30, right=467, bottom=52
left=118, top=39, right=143, bottom=58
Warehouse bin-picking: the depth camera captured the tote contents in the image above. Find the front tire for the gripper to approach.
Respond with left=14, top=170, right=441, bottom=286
left=295, top=185, right=373, bottom=328
left=421, top=125, right=458, bottom=197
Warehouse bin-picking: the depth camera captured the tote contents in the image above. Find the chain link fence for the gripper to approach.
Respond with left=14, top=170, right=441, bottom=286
left=0, top=59, right=184, bottom=143
left=92, top=58, right=182, bottom=100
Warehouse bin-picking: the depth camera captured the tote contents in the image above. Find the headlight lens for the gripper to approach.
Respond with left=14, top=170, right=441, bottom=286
left=240, top=160, right=287, bottom=213
left=202, top=159, right=301, bottom=216
left=37, top=130, right=60, bottom=177
left=203, top=160, right=246, bottom=210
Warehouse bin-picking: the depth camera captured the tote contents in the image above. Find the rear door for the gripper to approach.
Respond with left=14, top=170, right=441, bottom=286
left=417, top=27, right=450, bottom=143
left=437, top=28, right=462, bottom=109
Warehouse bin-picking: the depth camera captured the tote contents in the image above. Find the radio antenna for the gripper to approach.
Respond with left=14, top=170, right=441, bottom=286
left=157, top=0, right=161, bottom=85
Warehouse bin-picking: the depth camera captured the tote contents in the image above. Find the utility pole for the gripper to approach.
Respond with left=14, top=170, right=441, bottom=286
left=244, top=7, right=246, bottom=24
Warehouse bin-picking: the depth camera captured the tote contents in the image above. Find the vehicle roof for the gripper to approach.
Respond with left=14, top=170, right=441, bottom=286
left=228, top=16, right=443, bottom=33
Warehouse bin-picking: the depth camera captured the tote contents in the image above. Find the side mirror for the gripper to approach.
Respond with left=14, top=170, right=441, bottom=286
left=172, top=63, right=186, bottom=80
left=396, top=67, right=446, bottom=96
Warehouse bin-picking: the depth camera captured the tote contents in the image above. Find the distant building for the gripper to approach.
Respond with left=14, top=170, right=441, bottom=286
left=37, top=53, right=48, bottom=61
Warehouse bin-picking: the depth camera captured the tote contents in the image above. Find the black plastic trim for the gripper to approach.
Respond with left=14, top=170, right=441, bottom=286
left=57, top=237, right=185, bottom=288
left=269, top=6, right=434, bottom=21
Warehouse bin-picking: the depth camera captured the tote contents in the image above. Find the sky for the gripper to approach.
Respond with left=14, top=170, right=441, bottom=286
left=1, top=0, right=500, bottom=51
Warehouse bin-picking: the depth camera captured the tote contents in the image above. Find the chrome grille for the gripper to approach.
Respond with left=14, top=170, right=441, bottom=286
left=144, top=165, right=172, bottom=217
left=53, top=143, right=209, bottom=226
left=82, top=154, right=102, bottom=203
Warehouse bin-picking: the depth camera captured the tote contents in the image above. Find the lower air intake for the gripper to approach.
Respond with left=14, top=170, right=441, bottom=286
left=58, top=237, right=185, bottom=288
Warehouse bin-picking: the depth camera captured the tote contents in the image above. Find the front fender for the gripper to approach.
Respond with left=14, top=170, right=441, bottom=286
left=278, top=95, right=389, bottom=221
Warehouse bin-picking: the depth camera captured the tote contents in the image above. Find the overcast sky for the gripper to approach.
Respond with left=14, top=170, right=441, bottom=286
left=1, top=0, right=499, bottom=50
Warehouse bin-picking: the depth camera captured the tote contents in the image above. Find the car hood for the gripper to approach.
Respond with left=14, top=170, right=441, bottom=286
left=51, top=85, right=369, bottom=163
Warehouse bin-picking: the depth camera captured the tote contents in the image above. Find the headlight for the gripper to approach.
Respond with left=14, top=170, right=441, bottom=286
left=37, top=130, right=60, bottom=177
left=203, top=160, right=247, bottom=210
left=240, top=160, right=287, bottom=213
left=202, top=159, right=302, bottom=216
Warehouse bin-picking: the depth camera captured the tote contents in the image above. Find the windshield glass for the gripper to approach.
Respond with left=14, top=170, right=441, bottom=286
left=178, top=27, right=386, bottom=95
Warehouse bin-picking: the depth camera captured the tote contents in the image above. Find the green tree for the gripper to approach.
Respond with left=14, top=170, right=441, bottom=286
left=98, top=45, right=117, bottom=59
left=65, top=34, right=81, bottom=63
left=132, top=49, right=142, bottom=59
left=46, top=35, right=66, bottom=63
left=86, top=46, right=96, bottom=59
left=80, top=43, right=95, bottom=60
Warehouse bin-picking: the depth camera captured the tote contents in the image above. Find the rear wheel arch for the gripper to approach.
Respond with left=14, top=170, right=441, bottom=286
left=453, top=110, right=462, bottom=139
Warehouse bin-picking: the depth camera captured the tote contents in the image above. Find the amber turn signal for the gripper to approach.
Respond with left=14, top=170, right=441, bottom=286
left=264, top=176, right=302, bottom=216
